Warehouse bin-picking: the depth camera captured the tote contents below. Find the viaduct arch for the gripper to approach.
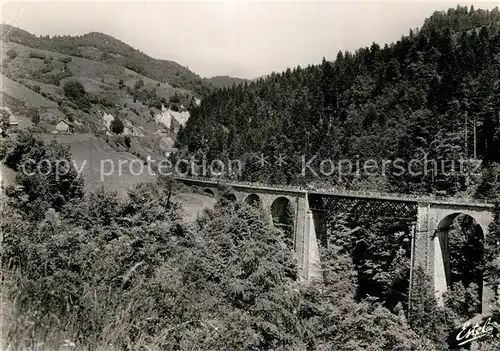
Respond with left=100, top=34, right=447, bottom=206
left=244, top=193, right=262, bottom=208
left=415, top=203, right=494, bottom=313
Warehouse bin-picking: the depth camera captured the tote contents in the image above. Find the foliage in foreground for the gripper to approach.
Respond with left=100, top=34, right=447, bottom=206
left=2, top=134, right=498, bottom=350
left=3, top=185, right=436, bottom=350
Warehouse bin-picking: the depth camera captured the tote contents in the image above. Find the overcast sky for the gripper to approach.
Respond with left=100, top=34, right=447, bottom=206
left=1, top=1, right=498, bottom=78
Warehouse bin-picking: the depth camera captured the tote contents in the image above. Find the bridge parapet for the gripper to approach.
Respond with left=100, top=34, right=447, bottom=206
left=174, top=176, right=494, bottom=208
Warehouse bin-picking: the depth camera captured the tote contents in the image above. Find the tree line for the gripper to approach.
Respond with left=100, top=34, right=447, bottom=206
left=177, top=5, right=500, bottom=199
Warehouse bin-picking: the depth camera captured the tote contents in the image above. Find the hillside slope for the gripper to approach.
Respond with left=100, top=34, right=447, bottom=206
left=0, top=25, right=209, bottom=94
left=0, top=39, right=198, bottom=157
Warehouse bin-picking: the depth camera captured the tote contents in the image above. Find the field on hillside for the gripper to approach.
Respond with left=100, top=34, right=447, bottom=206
left=38, top=133, right=156, bottom=193
left=0, top=73, right=58, bottom=108
left=35, top=133, right=215, bottom=222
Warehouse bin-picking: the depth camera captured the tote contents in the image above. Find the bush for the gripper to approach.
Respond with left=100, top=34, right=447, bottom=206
left=29, top=51, right=46, bottom=60
left=124, top=135, right=131, bottom=148
left=134, top=79, right=144, bottom=90
left=110, top=118, right=125, bottom=134
left=169, top=93, right=181, bottom=104
left=170, top=103, right=180, bottom=112
left=63, top=80, right=86, bottom=101
left=28, top=108, right=40, bottom=125
left=58, top=56, right=72, bottom=64
left=63, top=80, right=90, bottom=110
left=0, top=109, right=10, bottom=136
left=38, top=65, right=52, bottom=74
left=6, top=49, right=17, bottom=59
left=32, top=68, right=72, bottom=87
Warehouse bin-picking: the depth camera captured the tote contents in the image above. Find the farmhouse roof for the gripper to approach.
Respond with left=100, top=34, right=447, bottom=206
left=9, top=116, right=18, bottom=125
left=57, top=118, right=74, bottom=126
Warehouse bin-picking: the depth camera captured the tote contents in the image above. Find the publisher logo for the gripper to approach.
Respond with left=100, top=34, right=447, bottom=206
left=456, top=317, right=497, bottom=346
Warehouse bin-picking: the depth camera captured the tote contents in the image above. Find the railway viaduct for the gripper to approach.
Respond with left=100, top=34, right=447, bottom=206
left=175, top=176, right=496, bottom=314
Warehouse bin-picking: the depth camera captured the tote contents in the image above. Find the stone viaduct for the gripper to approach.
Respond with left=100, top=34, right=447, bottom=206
left=176, top=176, right=496, bottom=314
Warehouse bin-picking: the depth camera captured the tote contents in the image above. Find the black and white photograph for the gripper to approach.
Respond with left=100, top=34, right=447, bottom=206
left=1, top=1, right=500, bottom=350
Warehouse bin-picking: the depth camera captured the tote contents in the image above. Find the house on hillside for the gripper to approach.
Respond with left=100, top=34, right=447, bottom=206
left=8, top=115, right=19, bottom=133
left=55, top=119, right=75, bottom=134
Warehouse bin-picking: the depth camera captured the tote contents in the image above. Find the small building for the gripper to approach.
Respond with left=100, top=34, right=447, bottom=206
left=8, top=115, right=19, bottom=133
left=0, top=107, right=19, bottom=133
left=55, top=119, right=74, bottom=134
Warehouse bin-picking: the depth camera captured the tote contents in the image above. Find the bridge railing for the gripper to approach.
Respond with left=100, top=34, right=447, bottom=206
left=174, top=175, right=493, bottom=206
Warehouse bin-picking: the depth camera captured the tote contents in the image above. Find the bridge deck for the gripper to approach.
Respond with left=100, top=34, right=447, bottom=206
left=175, top=176, right=494, bottom=208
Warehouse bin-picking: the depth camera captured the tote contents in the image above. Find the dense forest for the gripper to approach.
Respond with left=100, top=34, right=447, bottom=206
left=177, top=6, right=500, bottom=199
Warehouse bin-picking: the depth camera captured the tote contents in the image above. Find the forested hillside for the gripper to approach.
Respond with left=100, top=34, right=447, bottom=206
left=204, top=75, right=249, bottom=89
left=177, top=6, right=500, bottom=198
left=0, top=25, right=209, bottom=94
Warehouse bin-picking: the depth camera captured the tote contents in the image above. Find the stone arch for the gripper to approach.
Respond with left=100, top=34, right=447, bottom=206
left=271, top=197, right=295, bottom=244
left=433, top=212, right=484, bottom=311
left=244, top=193, right=262, bottom=208
left=203, top=188, right=215, bottom=197
left=222, top=192, right=237, bottom=202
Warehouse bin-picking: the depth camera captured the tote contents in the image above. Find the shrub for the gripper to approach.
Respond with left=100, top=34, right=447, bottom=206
left=29, top=51, right=46, bottom=60
left=124, top=135, right=131, bottom=148
left=0, top=109, right=10, bottom=136
left=110, top=118, right=124, bottom=134
left=6, top=49, right=17, bottom=59
left=28, top=108, right=40, bottom=125
left=134, top=79, right=144, bottom=90
left=170, top=103, right=180, bottom=112
left=153, top=100, right=162, bottom=110
left=32, top=68, right=72, bottom=87
left=63, top=80, right=90, bottom=110
left=169, top=93, right=181, bottom=104
left=63, top=80, right=86, bottom=101
left=38, top=65, right=52, bottom=74
left=58, top=56, right=72, bottom=64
